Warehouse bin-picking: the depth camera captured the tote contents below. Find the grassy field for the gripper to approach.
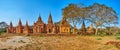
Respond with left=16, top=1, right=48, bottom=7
left=0, top=33, right=120, bottom=50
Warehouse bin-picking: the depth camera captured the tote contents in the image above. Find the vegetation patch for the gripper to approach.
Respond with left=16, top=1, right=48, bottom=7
left=19, top=40, right=26, bottom=43
left=116, top=36, right=120, bottom=40
left=97, top=37, right=102, bottom=40
left=1, top=48, right=7, bottom=50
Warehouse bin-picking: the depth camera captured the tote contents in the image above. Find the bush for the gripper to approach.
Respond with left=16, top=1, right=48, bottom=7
left=0, top=32, right=3, bottom=35
left=97, top=38, right=102, bottom=40
left=115, top=33, right=120, bottom=36
left=98, top=32, right=106, bottom=37
left=115, top=32, right=120, bottom=40
left=18, top=40, right=26, bottom=43
left=1, top=48, right=7, bottom=50
left=116, top=36, right=120, bottom=40
left=0, top=28, right=6, bottom=33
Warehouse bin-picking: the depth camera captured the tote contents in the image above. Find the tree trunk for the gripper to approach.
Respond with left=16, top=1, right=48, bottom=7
left=95, top=27, right=98, bottom=35
left=73, top=25, right=76, bottom=34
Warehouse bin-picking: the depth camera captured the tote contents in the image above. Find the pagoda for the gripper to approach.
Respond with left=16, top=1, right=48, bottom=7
left=33, top=15, right=46, bottom=33
left=23, top=21, right=31, bottom=34
left=6, top=21, right=16, bottom=33
left=16, top=19, right=23, bottom=33
left=60, top=17, right=70, bottom=33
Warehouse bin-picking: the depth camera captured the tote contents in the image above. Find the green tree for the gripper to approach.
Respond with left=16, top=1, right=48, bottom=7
left=87, top=3, right=118, bottom=35
left=62, top=4, right=80, bottom=34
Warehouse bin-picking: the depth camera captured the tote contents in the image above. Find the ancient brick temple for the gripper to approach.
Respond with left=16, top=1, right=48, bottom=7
left=46, top=13, right=53, bottom=33
left=80, top=21, right=86, bottom=34
left=79, top=21, right=95, bottom=35
left=46, top=13, right=59, bottom=33
left=16, top=19, right=23, bottom=33
left=7, top=13, right=60, bottom=34
left=6, top=13, right=95, bottom=34
left=87, top=24, right=95, bottom=34
left=6, top=22, right=16, bottom=33
left=60, top=17, right=70, bottom=33
left=33, top=15, right=46, bottom=33
left=23, top=21, right=31, bottom=34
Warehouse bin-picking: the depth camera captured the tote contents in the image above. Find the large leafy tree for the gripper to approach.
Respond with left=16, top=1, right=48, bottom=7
left=62, top=4, right=80, bottom=27
left=87, top=3, right=118, bottom=35
left=62, top=3, right=118, bottom=35
left=62, top=4, right=80, bottom=34
left=63, top=3, right=89, bottom=34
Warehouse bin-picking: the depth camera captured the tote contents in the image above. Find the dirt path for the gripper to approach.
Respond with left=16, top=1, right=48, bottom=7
left=0, top=36, right=33, bottom=49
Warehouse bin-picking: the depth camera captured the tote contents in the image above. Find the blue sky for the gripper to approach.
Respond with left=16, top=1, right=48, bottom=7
left=0, top=0, right=120, bottom=28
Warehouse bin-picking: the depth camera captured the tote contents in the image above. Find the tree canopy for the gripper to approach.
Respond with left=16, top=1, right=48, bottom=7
left=62, top=3, right=118, bottom=35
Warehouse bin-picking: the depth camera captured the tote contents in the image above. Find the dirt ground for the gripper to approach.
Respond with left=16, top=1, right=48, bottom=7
left=0, top=33, right=120, bottom=50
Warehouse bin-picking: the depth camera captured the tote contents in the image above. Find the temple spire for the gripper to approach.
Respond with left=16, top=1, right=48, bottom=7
left=25, top=21, right=29, bottom=30
left=37, top=15, right=43, bottom=23
left=26, top=21, right=29, bottom=27
left=10, top=21, right=13, bottom=28
left=18, top=19, right=22, bottom=26
left=23, top=21, right=30, bottom=33
left=81, top=21, right=86, bottom=34
left=48, top=13, right=53, bottom=24
left=81, top=21, right=85, bottom=29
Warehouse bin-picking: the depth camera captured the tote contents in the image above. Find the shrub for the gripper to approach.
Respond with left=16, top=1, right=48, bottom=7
left=98, top=33, right=106, bottom=37
left=1, top=48, right=7, bottom=50
left=115, top=33, right=120, bottom=40
left=115, top=33, right=120, bottom=36
left=116, top=36, right=120, bottom=40
left=0, top=32, right=3, bottom=35
left=19, top=40, right=26, bottom=43
left=97, top=38, right=102, bottom=40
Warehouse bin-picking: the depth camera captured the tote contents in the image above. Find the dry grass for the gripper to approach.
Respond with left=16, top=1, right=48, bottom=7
left=17, top=35, right=120, bottom=50
left=0, top=33, right=120, bottom=50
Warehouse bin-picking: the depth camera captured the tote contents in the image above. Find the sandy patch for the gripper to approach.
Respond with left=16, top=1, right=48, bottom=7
left=0, top=36, right=33, bottom=49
